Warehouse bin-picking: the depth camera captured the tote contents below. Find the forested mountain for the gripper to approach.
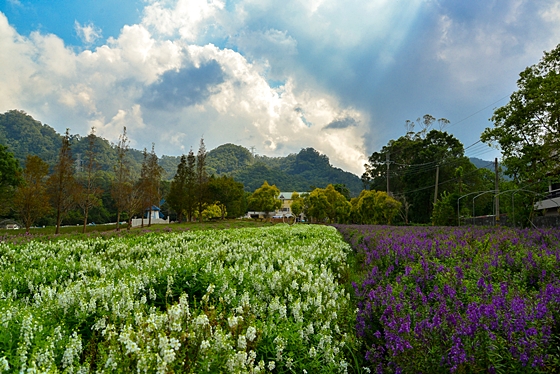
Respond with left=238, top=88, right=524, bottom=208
left=0, top=110, right=363, bottom=194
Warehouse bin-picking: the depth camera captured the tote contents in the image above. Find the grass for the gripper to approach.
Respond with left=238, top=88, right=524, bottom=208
left=0, top=219, right=280, bottom=244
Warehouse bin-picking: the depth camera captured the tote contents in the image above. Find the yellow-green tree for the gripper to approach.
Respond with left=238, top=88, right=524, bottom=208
left=290, top=192, right=304, bottom=223
left=248, top=181, right=281, bottom=220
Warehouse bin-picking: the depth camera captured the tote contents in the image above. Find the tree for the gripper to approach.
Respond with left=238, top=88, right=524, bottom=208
left=363, top=124, right=476, bottom=224
left=111, top=127, right=132, bottom=231
left=0, top=144, right=21, bottom=216
left=353, top=190, right=401, bottom=225
left=290, top=192, right=304, bottom=223
left=76, top=128, right=102, bottom=233
left=138, top=144, right=164, bottom=226
left=323, top=184, right=351, bottom=223
left=47, top=129, right=79, bottom=234
left=196, top=139, right=210, bottom=221
left=482, top=44, right=560, bottom=183
left=168, top=154, right=188, bottom=222
left=208, top=175, right=246, bottom=219
left=248, top=181, right=281, bottom=220
left=306, top=188, right=329, bottom=223
left=14, top=155, right=51, bottom=232
left=185, top=149, right=197, bottom=221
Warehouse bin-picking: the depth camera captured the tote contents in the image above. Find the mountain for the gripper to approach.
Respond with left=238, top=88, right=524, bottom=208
left=469, top=157, right=494, bottom=170
left=0, top=110, right=364, bottom=195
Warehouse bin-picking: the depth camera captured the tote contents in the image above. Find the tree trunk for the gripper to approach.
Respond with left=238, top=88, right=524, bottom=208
left=82, top=207, right=89, bottom=233
left=55, top=209, right=62, bottom=234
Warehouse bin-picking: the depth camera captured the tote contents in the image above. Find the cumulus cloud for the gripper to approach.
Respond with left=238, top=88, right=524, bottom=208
left=2, top=0, right=560, bottom=176
left=74, top=21, right=102, bottom=45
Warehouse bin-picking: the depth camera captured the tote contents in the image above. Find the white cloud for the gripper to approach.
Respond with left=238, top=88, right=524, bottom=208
left=0, top=3, right=369, bottom=175
left=142, top=0, right=225, bottom=41
left=74, top=21, right=102, bottom=45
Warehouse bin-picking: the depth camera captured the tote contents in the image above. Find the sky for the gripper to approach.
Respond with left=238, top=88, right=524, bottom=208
left=1, top=0, right=559, bottom=176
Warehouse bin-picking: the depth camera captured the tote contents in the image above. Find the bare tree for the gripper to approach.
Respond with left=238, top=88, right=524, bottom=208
left=47, top=129, right=79, bottom=234
left=77, top=127, right=102, bottom=233
left=111, top=127, right=132, bottom=231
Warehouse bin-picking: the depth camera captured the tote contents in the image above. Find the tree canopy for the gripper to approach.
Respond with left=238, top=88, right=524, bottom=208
left=482, top=44, right=560, bottom=183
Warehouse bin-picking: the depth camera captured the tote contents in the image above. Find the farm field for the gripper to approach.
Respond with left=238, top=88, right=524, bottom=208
left=0, top=224, right=359, bottom=373
left=336, top=225, right=560, bottom=373
left=2, top=223, right=560, bottom=373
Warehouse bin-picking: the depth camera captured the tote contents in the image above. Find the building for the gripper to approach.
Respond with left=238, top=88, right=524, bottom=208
left=534, top=182, right=560, bottom=216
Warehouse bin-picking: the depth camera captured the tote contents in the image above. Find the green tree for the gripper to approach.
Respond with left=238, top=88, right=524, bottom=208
left=185, top=149, right=197, bottom=221
left=323, top=184, right=351, bottom=223
left=14, top=155, right=51, bottom=232
left=432, top=191, right=457, bottom=226
left=47, top=129, right=79, bottom=234
left=208, top=175, right=246, bottom=219
left=248, top=181, right=281, bottom=220
left=290, top=192, right=304, bottom=223
left=306, top=188, right=329, bottom=223
left=0, top=144, right=21, bottom=216
left=482, top=44, right=560, bottom=183
left=167, top=154, right=188, bottom=222
left=363, top=124, right=476, bottom=224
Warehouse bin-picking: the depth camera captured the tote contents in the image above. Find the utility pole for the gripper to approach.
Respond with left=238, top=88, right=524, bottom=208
left=386, top=152, right=390, bottom=196
left=433, top=164, right=439, bottom=205
left=495, top=158, right=500, bottom=224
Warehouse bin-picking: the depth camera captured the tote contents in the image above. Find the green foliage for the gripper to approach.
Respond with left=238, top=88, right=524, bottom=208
left=364, top=124, right=486, bottom=224
left=289, top=192, right=304, bottom=221
left=431, top=191, right=457, bottom=226
left=482, top=43, right=560, bottom=182
left=353, top=190, right=402, bottom=225
left=201, top=203, right=223, bottom=220
left=207, top=175, right=246, bottom=218
left=247, top=181, right=282, bottom=218
left=305, top=184, right=351, bottom=223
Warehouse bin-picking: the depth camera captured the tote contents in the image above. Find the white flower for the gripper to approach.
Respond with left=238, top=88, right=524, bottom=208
left=237, top=335, right=247, bottom=350
left=268, top=361, right=276, bottom=371
left=246, top=326, right=257, bottom=342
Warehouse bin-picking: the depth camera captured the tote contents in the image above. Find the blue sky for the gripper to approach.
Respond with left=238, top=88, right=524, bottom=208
left=1, top=0, right=559, bottom=175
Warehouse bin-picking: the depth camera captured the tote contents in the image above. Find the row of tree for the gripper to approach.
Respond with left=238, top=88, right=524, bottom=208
left=246, top=181, right=402, bottom=225
left=0, top=125, right=252, bottom=232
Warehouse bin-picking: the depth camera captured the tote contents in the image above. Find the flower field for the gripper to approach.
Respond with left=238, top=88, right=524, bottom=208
left=0, top=225, right=358, bottom=373
left=336, top=225, right=560, bottom=373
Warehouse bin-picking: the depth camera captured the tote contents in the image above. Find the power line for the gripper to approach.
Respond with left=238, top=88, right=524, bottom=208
left=448, top=95, right=510, bottom=129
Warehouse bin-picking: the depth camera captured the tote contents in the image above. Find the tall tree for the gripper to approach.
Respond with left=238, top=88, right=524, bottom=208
left=185, top=149, right=197, bottom=221
left=195, top=138, right=210, bottom=220
left=481, top=44, right=560, bottom=183
left=47, top=129, right=78, bottom=234
left=167, top=154, right=188, bottom=222
left=14, top=155, right=51, bottom=232
left=111, top=127, right=131, bottom=231
left=77, top=127, right=102, bottom=233
left=138, top=144, right=165, bottom=226
left=0, top=144, right=21, bottom=216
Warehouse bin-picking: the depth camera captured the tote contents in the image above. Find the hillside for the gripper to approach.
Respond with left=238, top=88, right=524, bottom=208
left=0, top=110, right=363, bottom=195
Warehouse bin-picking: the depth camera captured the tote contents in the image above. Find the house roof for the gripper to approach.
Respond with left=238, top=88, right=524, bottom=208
left=278, top=192, right=305, bottom=200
